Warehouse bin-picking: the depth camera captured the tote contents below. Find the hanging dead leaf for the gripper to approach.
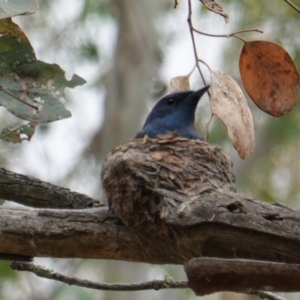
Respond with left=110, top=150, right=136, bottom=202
left=210, top=71, right=255, bottom=159
left=169, top=75, right=190, bottom=92
left=200, top=0, right=229, bottom=23
left=239, top=40, right=299, bottom=117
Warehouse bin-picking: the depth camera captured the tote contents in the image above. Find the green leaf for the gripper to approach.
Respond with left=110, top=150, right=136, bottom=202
left=0, top=122, right=37, bottom=143
left=0, top=19, right=86, bottom=123
left=0, top=0, right=37, bottom=18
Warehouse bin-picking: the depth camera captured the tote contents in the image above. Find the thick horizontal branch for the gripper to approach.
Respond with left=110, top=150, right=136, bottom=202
left=1, top=166, right=300, bottom=297
left=161, top=192, right=300, bottom=264
left=0, top=168, right=99, bottom=208
left=1, top=193, right=300, bottom=265
left=1, top=167, right=300, bottom=297
left=185, top=258, right=300, bottom=295
left=0, top=206, right=185, bottom=263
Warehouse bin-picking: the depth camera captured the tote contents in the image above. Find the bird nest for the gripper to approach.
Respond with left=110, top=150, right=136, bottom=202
left=102, top=133, right=236, bottom=230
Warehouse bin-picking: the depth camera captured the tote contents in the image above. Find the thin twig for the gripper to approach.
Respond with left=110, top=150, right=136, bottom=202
left=283, top=0, right=300, bottom=13
left=174, top=0, right=179, bottom=9
left=231, top=34, right=247, bottom=43
left=247, top=289, right=287, bottom=300
left=187, top=64, right=196, bottom=77
left=193, top=27, right=263, bottom=38
left=11, top=262, right=188, bottom=292
left=187, top=0, right=212, bottom=141
left=187, top=0, right=207, bottom=87
left=0, top=86, right=39, bottom=110
left=198, top=59, right=211, bottom=73
left=186, top=0, right=262, bottom=141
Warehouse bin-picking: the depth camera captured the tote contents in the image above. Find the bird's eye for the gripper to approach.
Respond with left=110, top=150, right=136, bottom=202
left=167, top=98, right=175, bottom=105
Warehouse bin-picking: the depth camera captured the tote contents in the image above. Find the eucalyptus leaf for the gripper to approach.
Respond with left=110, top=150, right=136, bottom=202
left=0, top=19, right=86, bottom=123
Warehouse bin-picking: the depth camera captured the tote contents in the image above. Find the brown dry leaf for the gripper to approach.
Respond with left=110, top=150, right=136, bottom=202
left=200, top=0, right=229, bottom=23
left=239, top=41, right=299, bottom=117
left=210, top=71, right=255, bottom=159
left=169, top=75, right=190, bottom=92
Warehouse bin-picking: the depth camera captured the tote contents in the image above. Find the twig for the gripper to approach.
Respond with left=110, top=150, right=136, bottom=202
left=11, top=262, right=188, bottom=292
left=0, top=86, right=39, bottom=110
left=187, top=64, right=196, bottom=77
left=247, top=289, right=287, bottom=300
left=186, top=0, right=262, bottom=139
left=193, top=27, right=263, bottom=38
left=198, top=59, right=211, bottom=73
left=187, top=0, right=207, bottom=87
left=187, top=0, right=263, bottom=81
left=174, top=0, right=179, bottom=9
left=283, top=0, right=300, bottom=13
left=231, top=34, right=247, bottom=43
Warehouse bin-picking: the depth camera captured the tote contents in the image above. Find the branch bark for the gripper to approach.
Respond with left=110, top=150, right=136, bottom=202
left=2, top=168, right=300, bottom=294
left=0, top=206, right=177, bottom=263
left=185, top=258, right=300, bottom=295
left=0, top=168, right=98, bottom=208
left=1, top=167, right=300, bottom=264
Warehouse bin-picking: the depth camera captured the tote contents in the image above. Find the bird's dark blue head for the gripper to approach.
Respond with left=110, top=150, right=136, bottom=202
left=135, top=86, right=210, bottom=140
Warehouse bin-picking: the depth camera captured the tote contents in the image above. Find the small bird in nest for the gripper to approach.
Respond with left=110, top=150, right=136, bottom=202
left=135, top=86, right=210, bottom=140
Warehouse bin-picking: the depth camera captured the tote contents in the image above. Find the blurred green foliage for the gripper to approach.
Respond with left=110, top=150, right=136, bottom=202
left=0, top=261, right=17, bottom=281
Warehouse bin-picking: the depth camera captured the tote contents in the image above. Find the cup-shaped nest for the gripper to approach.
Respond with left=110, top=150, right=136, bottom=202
left=102, top=134, right=236, bottom=230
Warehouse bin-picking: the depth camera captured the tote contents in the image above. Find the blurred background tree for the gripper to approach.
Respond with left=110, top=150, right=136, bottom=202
left=0, top=0, right=300, bottom=299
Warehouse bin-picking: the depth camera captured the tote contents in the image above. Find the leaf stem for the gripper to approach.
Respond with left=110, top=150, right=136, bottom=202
left=193, top=27, right=263, bottom=39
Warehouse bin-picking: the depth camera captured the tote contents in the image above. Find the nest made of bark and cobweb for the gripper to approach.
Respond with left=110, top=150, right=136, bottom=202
left=102, top=133, right=236, bottom=232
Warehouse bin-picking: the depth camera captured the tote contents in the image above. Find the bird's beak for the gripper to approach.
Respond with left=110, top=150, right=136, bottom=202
left=191, top=85, right=210, bottom=100
left=185, top=85, right=210, bottom=107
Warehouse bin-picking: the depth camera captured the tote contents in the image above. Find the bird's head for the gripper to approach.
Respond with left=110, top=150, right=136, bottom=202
left=136, top=86, right=210, bottom=139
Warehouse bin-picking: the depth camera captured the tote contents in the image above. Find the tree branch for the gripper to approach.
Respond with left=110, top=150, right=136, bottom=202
left=0, top=168, right=99, bottom=208
left=248, top=290, right=287, bottom=300
left=192, top=27, right=263, bottom=38
left=10, top=261, right=287, bottom=300
left=0, top=206, right=183, bottom=263
left=1, top=186, right=300, bottom=264
left=11, top=261, right=188, bottom=291
left=185, top=258, right=300, bottom=295
left=283, top=0, right=300, bottom=13
left=187, top=0, right=263, bottom=87
left=2, top=168, right=300, bottom=295
left=187, top=0, right=207, bottom=86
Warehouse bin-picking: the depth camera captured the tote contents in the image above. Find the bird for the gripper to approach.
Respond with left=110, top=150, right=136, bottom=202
left=135, top=86, right=210, bottom=140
